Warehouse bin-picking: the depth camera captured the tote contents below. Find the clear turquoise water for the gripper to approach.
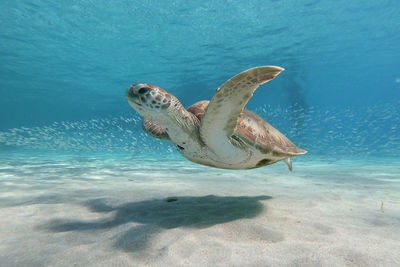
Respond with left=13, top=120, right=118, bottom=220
left=0, top=0, right=399, bottom=158
left=1, top=1, right=400, bottom=265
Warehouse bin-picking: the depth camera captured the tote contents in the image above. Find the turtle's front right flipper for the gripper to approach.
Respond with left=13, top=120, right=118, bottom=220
left=199, top=66, right=283, bottom=153
left=142, top=118, right=170, bottom=141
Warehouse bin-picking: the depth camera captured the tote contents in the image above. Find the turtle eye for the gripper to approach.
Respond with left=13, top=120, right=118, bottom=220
left=138, top=87, right=150, bottom=94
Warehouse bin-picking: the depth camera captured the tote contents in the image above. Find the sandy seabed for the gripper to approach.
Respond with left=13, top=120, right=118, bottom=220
left=0, top=154, right=399, bottom=266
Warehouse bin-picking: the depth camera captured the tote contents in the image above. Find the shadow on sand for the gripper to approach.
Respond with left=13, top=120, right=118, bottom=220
left=39, top=195, right=271, bottom=252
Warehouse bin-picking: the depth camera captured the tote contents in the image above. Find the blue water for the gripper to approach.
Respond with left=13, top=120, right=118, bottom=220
left=1, top=1, right=400, bottom=265
left=1, top=0, right=399, bottom=158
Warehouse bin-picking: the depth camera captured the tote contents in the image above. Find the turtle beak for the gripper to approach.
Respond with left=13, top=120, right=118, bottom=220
left=126, top=84, right=142, bottom=108
left=126, top=86, right=135, bottom=99
left=127, top=84, right=140, bottom=99
left=126, top=84, right=134, bottom=96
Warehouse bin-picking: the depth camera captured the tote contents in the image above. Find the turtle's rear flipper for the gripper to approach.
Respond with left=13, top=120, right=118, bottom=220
left=284, top=158, right=293, bottom=172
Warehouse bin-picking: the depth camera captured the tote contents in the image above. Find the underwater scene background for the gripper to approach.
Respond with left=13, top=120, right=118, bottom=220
left=1, top=1, right=399, bottom=266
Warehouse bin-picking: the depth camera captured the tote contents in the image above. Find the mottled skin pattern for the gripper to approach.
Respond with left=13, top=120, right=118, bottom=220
left=126, top=67, right=307, bottom=170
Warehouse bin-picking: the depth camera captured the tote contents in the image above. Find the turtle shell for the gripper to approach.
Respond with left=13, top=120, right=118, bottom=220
left=187, top=101, right=307, bottom=157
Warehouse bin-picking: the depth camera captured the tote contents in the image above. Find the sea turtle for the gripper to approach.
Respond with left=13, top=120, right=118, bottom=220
left=126, top=66, right=307, bottom=170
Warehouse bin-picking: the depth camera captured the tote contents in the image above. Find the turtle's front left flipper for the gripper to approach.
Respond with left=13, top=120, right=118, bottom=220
left=142, top=118, right=170, bottom=141
left=199, top=66, right=283, bottom=152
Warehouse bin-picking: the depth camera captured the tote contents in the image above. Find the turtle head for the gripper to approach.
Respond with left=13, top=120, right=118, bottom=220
left=126, top=83, right=181, bottom=119
left=127, top=83, right=200, bottom=143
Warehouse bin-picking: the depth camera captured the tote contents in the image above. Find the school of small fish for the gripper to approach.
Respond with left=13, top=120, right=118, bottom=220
left=0, top=102, right=399, bottom=160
